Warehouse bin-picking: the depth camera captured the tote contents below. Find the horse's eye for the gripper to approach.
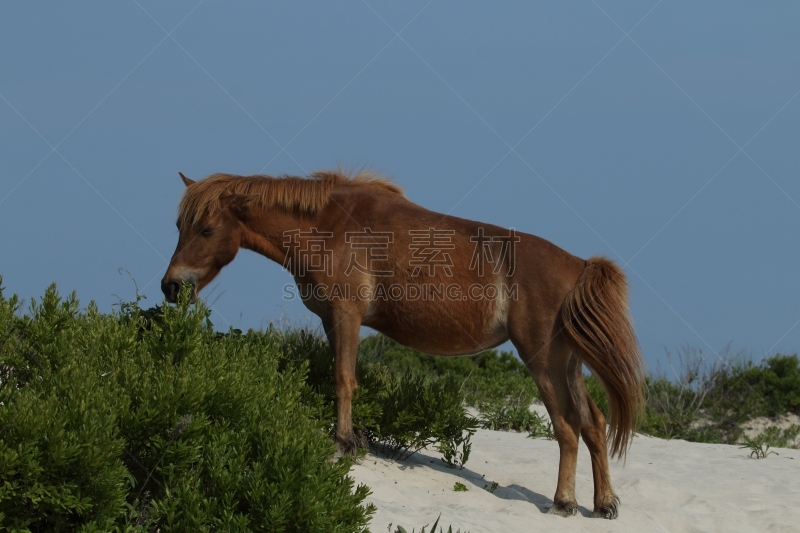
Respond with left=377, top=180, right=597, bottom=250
left=200, top=227, right=214, bottom=237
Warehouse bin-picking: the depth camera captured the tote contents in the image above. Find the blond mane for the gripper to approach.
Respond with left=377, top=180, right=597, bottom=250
left=178, top=169, right=403, bottom=227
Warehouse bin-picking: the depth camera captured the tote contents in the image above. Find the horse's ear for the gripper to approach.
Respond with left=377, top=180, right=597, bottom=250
left=220, top=194, right=258, bottom=218
left=179, top=172, right=195, bottom=187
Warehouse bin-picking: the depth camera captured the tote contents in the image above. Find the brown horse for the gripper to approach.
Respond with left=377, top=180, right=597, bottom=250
left=162, top=169, right=645, bottom=519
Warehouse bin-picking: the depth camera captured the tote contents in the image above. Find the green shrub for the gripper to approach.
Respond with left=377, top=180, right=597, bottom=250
left=758, top=355, right=800, bottom=415
left=703, top=355, right=800, bottom=422
left=584, top=375, right=610, bottom=417
left=368, top=370, right=477, bottom=467
left=278, top=330, right=478, bottom=467
left=0, top=280, right=374, bottom=532
left=636, top=350, right=800, bottom=444
left=358, top=335, right=611, bottom=446
left=478, top=402, right=542, bottom=433
left=756, top=425, right=800, bottom=449
left=0, top=285, right=130, bottom=531
left=358, top=336, right=539, bottom=408
left=638, top=377, right=699, bottom=439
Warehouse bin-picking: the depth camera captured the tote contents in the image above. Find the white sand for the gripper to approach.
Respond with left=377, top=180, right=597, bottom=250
left=351, top=406, right=800, bottom=533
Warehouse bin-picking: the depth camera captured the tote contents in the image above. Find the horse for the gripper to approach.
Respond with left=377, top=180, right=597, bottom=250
left=162, top=169, right=645, bottom=519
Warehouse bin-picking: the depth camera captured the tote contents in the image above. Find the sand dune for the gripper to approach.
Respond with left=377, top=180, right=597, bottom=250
left=351, top=407, right=800, bottom=533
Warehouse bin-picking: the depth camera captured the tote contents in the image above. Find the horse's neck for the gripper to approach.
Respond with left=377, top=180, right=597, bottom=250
left=239, top=208, right=315, bottom=266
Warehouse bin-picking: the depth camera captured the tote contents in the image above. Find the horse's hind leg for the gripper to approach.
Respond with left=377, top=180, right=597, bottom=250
left=517, top=335, right=582, bottom=517
left=323, top=308, right=365, bottom=455
left=574, top=369, right=620, bottom=518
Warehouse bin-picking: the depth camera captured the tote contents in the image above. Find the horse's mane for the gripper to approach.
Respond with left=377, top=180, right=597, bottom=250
left=178, top=169, right=403, bottom=227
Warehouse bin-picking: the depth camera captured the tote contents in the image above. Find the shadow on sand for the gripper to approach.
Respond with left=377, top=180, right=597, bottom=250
left=364, top=447, right=593, bottom=517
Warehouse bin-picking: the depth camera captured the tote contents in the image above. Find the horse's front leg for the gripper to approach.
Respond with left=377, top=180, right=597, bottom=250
left=323, top=307, right=365, bottom=456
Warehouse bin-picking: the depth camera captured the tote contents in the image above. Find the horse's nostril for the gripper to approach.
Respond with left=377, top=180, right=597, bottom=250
left=161, top=280, right=181, bottom=301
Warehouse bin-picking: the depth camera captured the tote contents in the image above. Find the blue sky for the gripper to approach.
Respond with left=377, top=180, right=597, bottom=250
left=2, top=1, right=799, bottom=373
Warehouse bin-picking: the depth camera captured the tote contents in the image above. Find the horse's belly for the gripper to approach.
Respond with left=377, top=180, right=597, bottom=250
left=364, top=303, right=509, bottom=356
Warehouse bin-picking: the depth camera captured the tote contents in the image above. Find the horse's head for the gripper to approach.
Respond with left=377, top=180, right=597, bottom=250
left=161, top=172, right=255, bottom=303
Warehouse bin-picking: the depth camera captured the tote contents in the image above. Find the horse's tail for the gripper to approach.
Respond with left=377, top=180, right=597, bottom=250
left=560, top=256, right=645, bottom=459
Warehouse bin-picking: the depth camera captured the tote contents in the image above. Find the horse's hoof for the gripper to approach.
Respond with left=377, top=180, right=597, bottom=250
left=335, top=431, right=367, bottom=457
left=547, top=500, right=578, bottom=517
left=592, top=496, right=620, bottom=519
left=335, top=438, right=356, bottom=457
